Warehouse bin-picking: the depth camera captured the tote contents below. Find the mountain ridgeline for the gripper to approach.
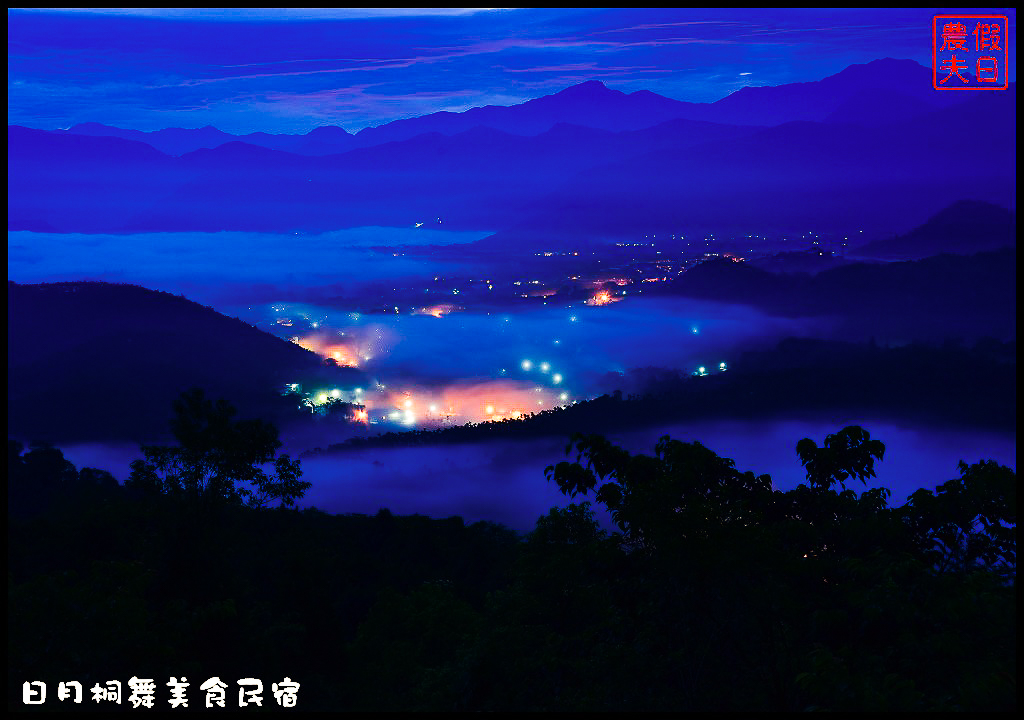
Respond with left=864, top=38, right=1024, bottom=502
left=851, top=200, right=1017, bottom=260
left=7, top=59, right=1015, bottom=238
left=42, top=59, right=968, bottom=155
left=667, top=245, right=1014, bottom=323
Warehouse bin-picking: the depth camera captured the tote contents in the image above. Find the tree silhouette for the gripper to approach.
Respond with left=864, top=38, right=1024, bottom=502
left=8, top=419, right=1017, bottom=711
left=8, top=440, right=123, bottom=516
left=903, top=459, right=1016, bottom=577
left=795, top=425, right=885, bottom=491
left=546, top=432, right=773, bottom=551
left=126, top=388, right=309, bottom=508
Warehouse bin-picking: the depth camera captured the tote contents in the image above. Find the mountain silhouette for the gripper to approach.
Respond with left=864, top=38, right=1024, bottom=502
left=8, top=61, right=1014, bottom=238
left=8, top=281, right=364, bottom=443
left=822, top=88, right=939, bottom=127
left=56, top=121, right=356, bottom=157
left=38, top=59, right=965, bottom=159
left=348, top=79, right=718, bottom=147
left=661, top=244, right=1015, bottom=341
left=7, top=125, right=195, bottom=233
left=699, top=58, right=967, bottom=126
left=8, top=115, right=759, bottom=233
left=45, top=80, right=704, bottom=157
left=472, top=83, right=1014, bottom=247
left=852, top=200, right=1016, bottom=259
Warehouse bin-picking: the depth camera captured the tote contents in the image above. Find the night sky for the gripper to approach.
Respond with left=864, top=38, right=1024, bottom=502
left=8, top=7, right=1017, bottom=134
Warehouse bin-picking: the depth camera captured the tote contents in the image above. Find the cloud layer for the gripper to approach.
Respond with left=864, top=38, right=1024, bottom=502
left=12, top=8, right=1010, bottom=133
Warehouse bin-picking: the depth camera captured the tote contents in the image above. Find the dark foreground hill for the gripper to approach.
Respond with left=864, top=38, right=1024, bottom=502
left=8, top=281, right=363, bottom=443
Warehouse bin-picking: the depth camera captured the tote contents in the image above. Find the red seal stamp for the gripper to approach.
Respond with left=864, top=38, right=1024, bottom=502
left=933, top=15, right=1010, bottom=89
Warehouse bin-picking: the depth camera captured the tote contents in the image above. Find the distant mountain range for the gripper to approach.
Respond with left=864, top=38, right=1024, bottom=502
left=697, top=57, right=966, bottom=126
left=654, top=202, right=1016, bottom=341
left=472, top=85, right=1015, bottom=248
left=851, top=200, right=1017, bottom=260
left=44, top=58, right=967, bottom=156
left=7, top=116, right=760, bottom=233
left=8, top=281, right=364, bottom=443
left=53, top=121, right=358, bottom=158
left=8, top=58, right=1015, bottom=239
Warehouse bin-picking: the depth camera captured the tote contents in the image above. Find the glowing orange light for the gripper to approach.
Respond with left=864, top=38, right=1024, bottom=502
left=587, top=290, right=617, bottom=306
left=325, top=345, right=359, bottom=367
left=297, top=335, right=362, bottom=367
left=346, top=380, right=561, bottom=429
left=414, top=304, right=458, bottom=318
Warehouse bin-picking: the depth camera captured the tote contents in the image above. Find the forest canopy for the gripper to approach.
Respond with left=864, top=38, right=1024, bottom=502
left=7, top=395, right=1017, bottom=711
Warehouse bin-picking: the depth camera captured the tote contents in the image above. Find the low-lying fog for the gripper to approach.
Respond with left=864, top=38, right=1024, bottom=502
left=7, top=228, right=492, bottom=306
left=253, top=295, right=823, bottom=429
left=61, top=418, right=1016, bottom=532
left=14, top=229, right=1016, bottom=531
left=10, top=228, right=828, bottom=427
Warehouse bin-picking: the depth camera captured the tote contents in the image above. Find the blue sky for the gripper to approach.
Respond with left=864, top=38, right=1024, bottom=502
left=7, top=7, right=1017, bottom=134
